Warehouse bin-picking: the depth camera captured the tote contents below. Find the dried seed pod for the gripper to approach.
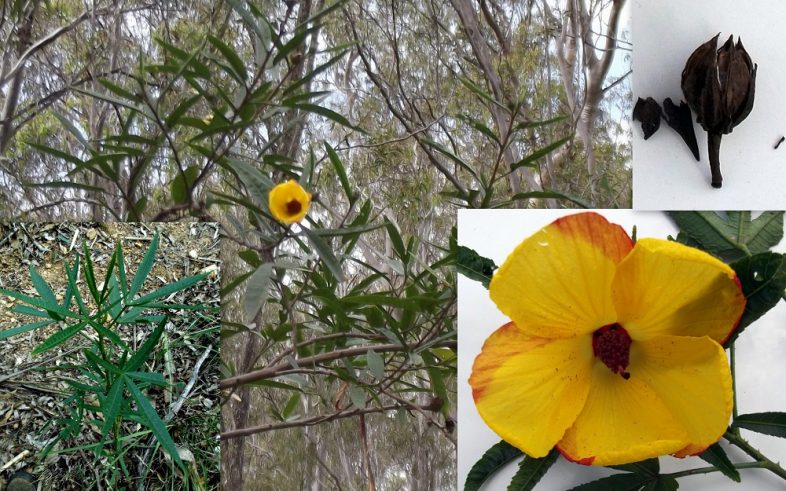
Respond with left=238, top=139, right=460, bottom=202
left=682, top=33, right=757, bottom=188
left=632, top=97, right=662, bottom=140
left=662, top=98, right=700, bottom=161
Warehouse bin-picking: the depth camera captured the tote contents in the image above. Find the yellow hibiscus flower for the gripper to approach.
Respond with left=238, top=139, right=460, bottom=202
left=469, top=212, right=746, bottom=466
left=268, top=180, right=311, bottom=224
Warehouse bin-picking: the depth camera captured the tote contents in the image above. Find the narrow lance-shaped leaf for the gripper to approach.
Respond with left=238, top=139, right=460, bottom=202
left=125, top=318, right=167, bottom=372
left=699, top=443, right=740, bottom=482
left=301, top=227, right=346, bottom=282
left=733, top=412, right=786, bottom=438
left=243, top=263, right=274, bottom=322
left=125, top=376, right=184, bottom=469
left=32, top=322, right=86, bottom=356
left=510, top=135, right=573, bottom=171
left=82, top=241, right=101, bottom=303
left=128, top=272, right=208, bottom=306
left=129, top=232, right=160, bottom=300
left=0, top=320, right=54, bottom=340
left=98, top=377, right=126, bottom=447
left=324, top=142, right=353, bottom=203
left=64, top=261, right=89, bottom=316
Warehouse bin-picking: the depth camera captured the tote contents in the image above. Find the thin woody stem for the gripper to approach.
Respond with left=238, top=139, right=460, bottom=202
left=708, top=132, right=723, bottom=188
left=725, top=430, right=786, bottom=481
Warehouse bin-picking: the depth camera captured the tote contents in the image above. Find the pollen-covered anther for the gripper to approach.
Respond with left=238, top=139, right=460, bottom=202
left=592, top=323, right=632, bottom=379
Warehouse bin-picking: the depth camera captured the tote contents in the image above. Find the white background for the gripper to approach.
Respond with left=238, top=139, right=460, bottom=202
left=631, top=0, right=786, bottom=210
left=457, top=210, right=786, bottom=490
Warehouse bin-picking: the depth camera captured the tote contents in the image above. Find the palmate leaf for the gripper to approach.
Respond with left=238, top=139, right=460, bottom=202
left=125, top=376, right=184, bottom=469
left=727, top=252, right=786, bottom=345
left=464, top=440, right=523, bottom=491
left=668, top=211, right=784, bottom=262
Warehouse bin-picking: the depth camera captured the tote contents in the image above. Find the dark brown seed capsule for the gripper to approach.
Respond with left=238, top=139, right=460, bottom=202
left=681, top=34, right=757, bottom=188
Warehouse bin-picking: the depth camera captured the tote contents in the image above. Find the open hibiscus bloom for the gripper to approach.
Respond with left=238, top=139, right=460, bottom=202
left=469, top=212, right=746, bottom=465
left=268, top=179, right=311, bottom=224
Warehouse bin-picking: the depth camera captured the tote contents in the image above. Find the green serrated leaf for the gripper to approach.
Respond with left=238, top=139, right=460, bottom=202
left=566, top=473, right=651, bottom=491
left=99, top=377, right=126, bottom=446
left=610, top=458, right=659, bottom=476
left=286, top=102, right=366, bottom=134
left=728, top=252, right=786, bottom=344
left=464, top=440, right=523, bottom=491
left=32, top=322, right=86, bottom=355
left=698, top=443, right=740, bottom=482
left=457, top=245, right=497, bottom=289
left=507, top=448, right=560, bottom=491
left=386, top=220, right=407, bottom=262
left=733, top=412, right=786, bottom=438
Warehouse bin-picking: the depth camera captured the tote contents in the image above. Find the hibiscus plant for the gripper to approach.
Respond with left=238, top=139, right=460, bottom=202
left=459, top=211, right=786, bottom=490
left=0, top=232, right=210, bottom=487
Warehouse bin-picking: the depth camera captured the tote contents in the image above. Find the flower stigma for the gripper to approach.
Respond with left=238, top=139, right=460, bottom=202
left=592, top=323, right=632, bottom=379
left=286, top=199, right=302, bottom=215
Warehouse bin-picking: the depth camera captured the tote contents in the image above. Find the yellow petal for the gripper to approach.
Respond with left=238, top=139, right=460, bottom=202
left=490, top=212, right=633, bottom=338
left=470, top=323, right=593, bottom=457
left=632, top=335, right=733, bottom=456
left=558, top=361, right=688, bottom=466
left=268, top=180, right=312, bottom=224
left=612, top=239, right=745, bottom=343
